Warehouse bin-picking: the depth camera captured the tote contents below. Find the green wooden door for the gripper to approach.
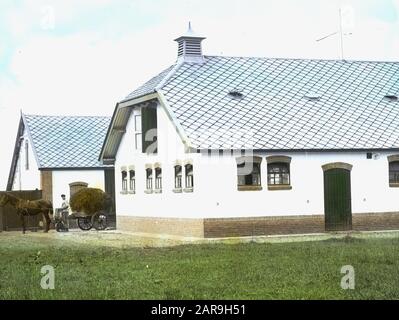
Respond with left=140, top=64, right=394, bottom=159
left=323, top=168, right=352, bottom=231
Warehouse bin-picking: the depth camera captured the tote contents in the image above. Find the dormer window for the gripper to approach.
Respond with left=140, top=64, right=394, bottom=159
left=384, top=95, right=398, bottom=102
left=228, top=90, right=244, bottom=99
left=304, top=93, right=321, bottom=101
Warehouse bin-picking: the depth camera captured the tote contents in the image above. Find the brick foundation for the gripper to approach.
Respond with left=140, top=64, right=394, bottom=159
left=117, top=212, right=399, bottom=238
left=203, top=215, right=325, bottom=238
left=352, top=212, right=399, bottom=231
left=117, top=216, right=204, bottom=238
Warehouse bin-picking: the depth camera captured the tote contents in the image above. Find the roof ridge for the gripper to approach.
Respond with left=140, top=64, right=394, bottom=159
left=155, top=61, right=184, bottom=91
left=204, top=55, right=399, bottom=64
left=24, top=114, right=111, bottom=119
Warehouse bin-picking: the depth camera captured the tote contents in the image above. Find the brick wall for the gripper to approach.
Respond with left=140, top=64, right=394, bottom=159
left=204, top=215, right=325, bottom=238
left=116, top=212, right=399, bottom=238
left=117, top=216, right=204, bottom=238
left=40, top=170, right=53, bottom=202
left=353, top=212, right=399, bottom=231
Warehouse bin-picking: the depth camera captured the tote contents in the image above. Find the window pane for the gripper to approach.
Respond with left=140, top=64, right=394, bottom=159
left=267, top=162, right=290, bottom=185
left=121, top=171, right=127, bottom=191
left=390, top=161, right=399, bottom=183
left=237, top=160, right=261, bottom=186
left=175, top=165, right=182, bottom=188
left=129, top=170, right=135, bottom=191
left=135, top=115, right=141, bottom=131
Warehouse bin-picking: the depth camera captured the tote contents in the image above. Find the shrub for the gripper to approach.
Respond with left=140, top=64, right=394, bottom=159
left=70, top=188, right=112, bottom=215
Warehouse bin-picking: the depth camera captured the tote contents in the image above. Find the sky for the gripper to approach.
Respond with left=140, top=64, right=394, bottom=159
left=0, top=0, right=398, bottom=188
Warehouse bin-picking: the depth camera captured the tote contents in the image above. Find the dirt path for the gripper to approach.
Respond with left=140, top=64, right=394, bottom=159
left=1, top=229, right=398, bottom=249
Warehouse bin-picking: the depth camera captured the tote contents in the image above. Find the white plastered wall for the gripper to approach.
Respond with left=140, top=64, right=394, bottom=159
left=114, top=102, right=399, bottom=219
left=12, top=129, right=40, bottom=191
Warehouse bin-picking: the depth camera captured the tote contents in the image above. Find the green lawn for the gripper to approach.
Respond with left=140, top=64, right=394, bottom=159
left=0, top=231, right=398, bottom=299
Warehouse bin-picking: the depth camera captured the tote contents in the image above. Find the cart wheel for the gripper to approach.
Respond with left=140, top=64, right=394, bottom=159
left=55, top=222, right=63, bottom=232
left=92, top=212, right=107, bottom=231
left=77, top=217, right=92, bottom=231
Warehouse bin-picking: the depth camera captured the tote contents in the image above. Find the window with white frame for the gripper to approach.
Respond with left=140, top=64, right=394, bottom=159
left=267, top=163, right=290, bottom=185
left=155, top=167, right=162, bottom=191
left=185, top=164, right=194, bottom=189
left=133, top=109, right=142, bottom=151
left=266, top=156, right=292, bottom=190
left=129, top=170, right=135, bottom=192
left=121, top=171, right=127, bottom=191
left=146, top=168, right=153, bottom=190
left=236, top=156, right=262, bottom=191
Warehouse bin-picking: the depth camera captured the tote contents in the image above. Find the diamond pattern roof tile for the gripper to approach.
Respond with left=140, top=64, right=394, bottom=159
left=24, top=114, right=111, bottom=168
left=157, top=57, right=399, bottom=150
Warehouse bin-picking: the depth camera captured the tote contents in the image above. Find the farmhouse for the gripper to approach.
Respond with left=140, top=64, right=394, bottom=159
left=7, top=113, right=114, bottom=209
left=101, top=25, right=399, bottom=238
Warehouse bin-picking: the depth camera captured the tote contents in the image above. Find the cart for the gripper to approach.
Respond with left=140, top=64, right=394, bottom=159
left=68, top=211, right=108, bottom=231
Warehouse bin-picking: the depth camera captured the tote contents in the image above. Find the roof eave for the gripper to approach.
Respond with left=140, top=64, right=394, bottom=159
left=99, top=93, right=159, bottom=163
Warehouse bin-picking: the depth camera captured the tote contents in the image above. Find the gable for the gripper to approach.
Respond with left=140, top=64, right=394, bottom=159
left=7, top=114, right=112, bottom=190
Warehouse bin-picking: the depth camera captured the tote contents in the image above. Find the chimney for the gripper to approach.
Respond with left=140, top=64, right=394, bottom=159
left=174, top=22, right=206, bottom=64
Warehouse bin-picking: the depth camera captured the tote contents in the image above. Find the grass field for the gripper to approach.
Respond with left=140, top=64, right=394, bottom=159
left=0, top=231, right=398, bottom=299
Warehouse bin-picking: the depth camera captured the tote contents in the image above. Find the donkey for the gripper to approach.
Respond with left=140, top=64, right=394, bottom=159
left=0, top=192, right=53, bottom=234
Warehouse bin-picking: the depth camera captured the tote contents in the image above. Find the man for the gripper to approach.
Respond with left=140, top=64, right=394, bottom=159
left=60, top=194, right=70, bottom=230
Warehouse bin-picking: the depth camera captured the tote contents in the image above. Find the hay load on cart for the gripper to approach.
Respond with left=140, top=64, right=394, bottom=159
left=69, top=188, right=113, bottom=231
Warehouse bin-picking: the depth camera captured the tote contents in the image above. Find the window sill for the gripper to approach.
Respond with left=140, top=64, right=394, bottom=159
left=128, top=190, right=136, bottom=194
left=183, top=187, right=194, bottom=193
left=173, top=188, right=183, bottom=193
left=237, top=185, right=263, bottom=191
left=268, top=185, right=292, bottom=191
left=389, top=183, right=399, bottom=188
left=144, top=189, right=153, bottom=194
left=120, top=191, right=128, bottom=195
left=154, top=189, right=162, bottom=194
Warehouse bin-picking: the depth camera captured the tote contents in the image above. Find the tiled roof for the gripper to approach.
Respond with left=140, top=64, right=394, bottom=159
left=24, top=114, right=111, bottom=168
left=122, top=65, right=175, bottom=102
left=126, top=56, right=399, bottom=150
left=164, top=57, right=399, bottom=149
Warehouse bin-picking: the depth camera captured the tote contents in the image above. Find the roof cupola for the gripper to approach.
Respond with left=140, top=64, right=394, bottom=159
left=174, top=22, right=206, bottom=64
